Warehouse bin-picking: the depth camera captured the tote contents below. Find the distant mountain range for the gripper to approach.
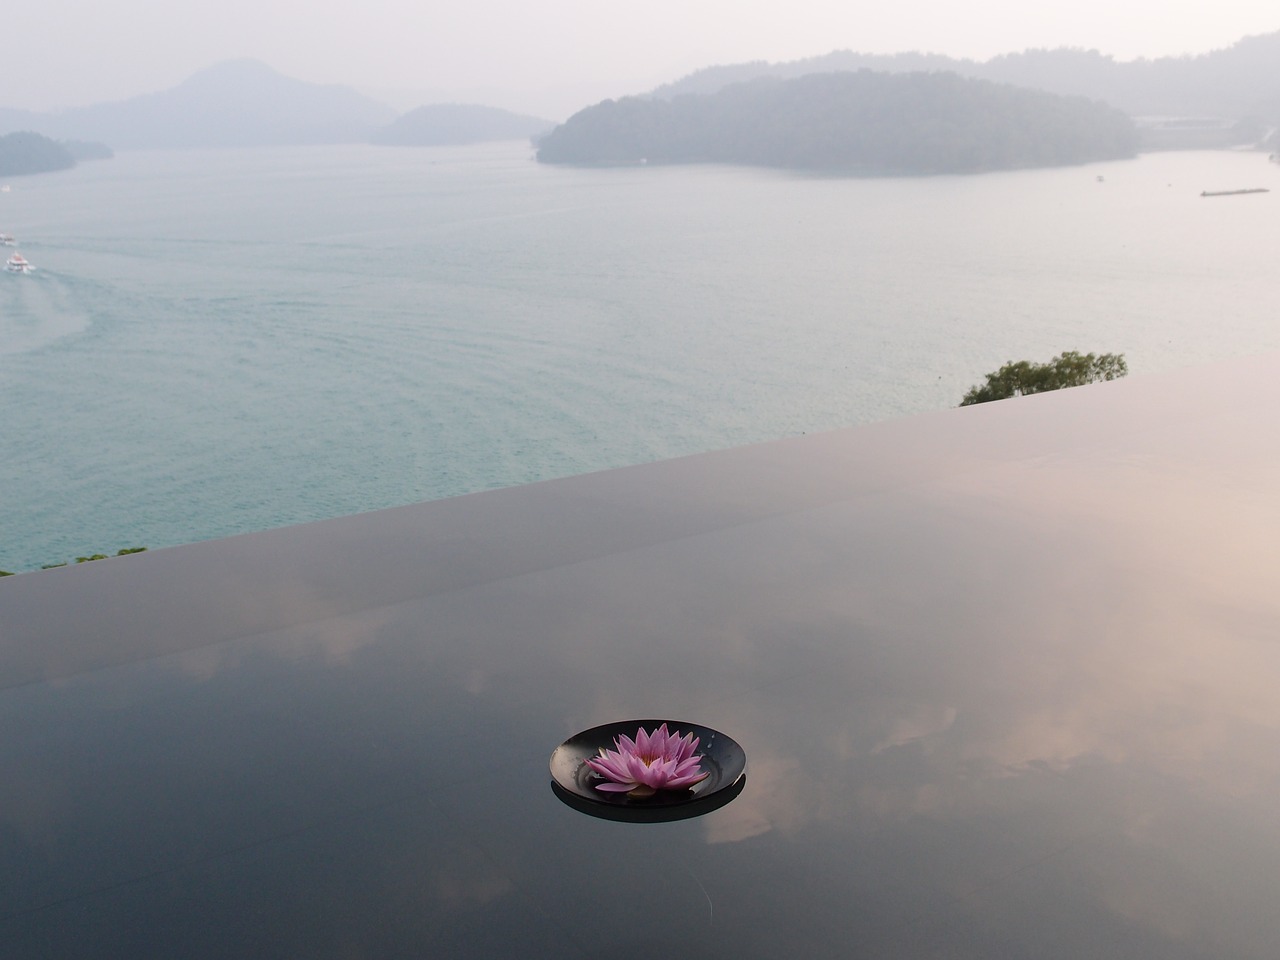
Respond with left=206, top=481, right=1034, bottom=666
left=535, top=31, right=1280, bottom=169
left=650, top=32, right=1280, bottom=130
left=3, top=34, right=1276, bottom=161
left=0, top=61, right=395, bottom=149
left=0, top=60, right=554, bottom=153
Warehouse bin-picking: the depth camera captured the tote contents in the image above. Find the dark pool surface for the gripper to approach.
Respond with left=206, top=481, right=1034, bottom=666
left=4, top=355, right=1280, bottom=958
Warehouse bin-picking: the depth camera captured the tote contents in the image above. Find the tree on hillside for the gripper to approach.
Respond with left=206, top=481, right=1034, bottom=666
left=960, top=351, right=1127, bottom=406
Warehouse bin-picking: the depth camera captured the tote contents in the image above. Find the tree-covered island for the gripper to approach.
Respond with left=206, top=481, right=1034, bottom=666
left=537, top=71, right=1138, bottom=173
left=0, top=131, right=112, bottom=176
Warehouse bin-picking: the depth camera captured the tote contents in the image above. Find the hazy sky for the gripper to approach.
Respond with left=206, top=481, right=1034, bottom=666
left=3, top=0, right=1277, bottom=120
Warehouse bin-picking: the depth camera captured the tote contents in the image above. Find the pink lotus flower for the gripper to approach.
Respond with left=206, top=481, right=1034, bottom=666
left=585, top=723, right=710, bottom=797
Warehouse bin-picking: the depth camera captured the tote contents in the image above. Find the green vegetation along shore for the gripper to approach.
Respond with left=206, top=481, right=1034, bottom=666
left=960, top=352, right=1128, bottom=405
left=0, top=547, right=146, bottom=577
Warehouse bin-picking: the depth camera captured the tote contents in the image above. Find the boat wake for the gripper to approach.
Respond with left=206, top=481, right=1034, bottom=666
left=0, top=270, right=95, bottom=356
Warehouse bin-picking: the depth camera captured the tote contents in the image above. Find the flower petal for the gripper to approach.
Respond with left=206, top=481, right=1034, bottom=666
left=626, top=753, right=652, bottom=782
left=673, top=755, right=704, bottom=777
left=652, top=723, right=670, bottom=757
left=666, top=773, right=709, bottom=789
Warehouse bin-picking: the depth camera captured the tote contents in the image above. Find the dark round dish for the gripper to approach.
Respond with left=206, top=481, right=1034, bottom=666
left=549, top=719, right=747, bottom=823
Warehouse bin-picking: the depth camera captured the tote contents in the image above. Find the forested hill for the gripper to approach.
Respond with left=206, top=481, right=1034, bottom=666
left=0, top=131, right=77, bottom=176
left=536, top=71, right=1138, bottom=173
left=0, top=132, right=113, bottom=176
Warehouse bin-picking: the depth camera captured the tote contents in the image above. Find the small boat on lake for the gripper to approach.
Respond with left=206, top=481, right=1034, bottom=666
left=6, top=253, right=34, bottom=273
left=0, top=233, right=16, bottom=245
left=1200, top=187, right=1270, bottom=197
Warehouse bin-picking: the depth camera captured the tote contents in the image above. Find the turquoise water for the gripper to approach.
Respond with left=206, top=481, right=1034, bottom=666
left=2, top=144, right=1277, bottom=572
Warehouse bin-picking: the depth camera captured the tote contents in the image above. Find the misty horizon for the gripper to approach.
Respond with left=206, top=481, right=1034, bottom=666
left=3, top=0, right=1278, bottom=122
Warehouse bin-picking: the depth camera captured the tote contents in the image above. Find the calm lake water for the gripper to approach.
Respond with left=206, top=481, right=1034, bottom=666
left=2, top=143, right=1277, bottom=572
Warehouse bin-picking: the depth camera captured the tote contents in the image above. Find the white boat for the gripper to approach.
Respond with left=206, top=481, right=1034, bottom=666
left=6, top=253, right=34, bottom=273
left=0, top=233, right=16, bottom=245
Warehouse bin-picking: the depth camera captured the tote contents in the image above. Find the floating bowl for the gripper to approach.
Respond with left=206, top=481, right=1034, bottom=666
left=550, top=719, right=746, bottom=823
